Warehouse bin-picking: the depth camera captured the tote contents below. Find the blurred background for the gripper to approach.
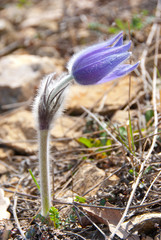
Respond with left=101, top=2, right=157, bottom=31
left=0, top=0, right=157, bottom=110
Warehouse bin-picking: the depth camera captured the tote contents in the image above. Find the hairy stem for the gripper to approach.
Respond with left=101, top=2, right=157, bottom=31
left=50, top=74, right=73, bottom=97
left=38, top=129, right=51, bottom=217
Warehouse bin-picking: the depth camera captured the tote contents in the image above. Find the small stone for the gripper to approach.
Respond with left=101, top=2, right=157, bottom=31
left=0, top=149, right=13, bottom=160
left=68, top=76, right=141, bottom=114
left=134, top=31, right=146, bottom=43
left=0, top=55, right=58, bottom=106
left=0, top=109, right=36, bottom=154
left=0, top=19, right=14, bottom=33
left=0, top=164, right=8, bottom=175
left=0, top=188, right=10, bottom=220
left=111, top=110, right=136, bottom=125
left=73, top=163, right=105, bottom=196
left=0, top=109, right=82, bottom=153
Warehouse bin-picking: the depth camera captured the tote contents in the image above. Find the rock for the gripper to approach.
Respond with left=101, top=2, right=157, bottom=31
left=73, top=163, right=105, bottom=196
left=0, top=18, right=14, bottom=34
left=122, top=212, right=161, bottom=235
left=111, top=110, right=137, bottom=125
left=0, top=109, right=82, bottom=154
left=0, top=18, right=16, bottom=46
left=68, top=76, right=142, bottom=114
left=20, top=4, right=62, bottom=29
left=0, top=149, right=13, bottom=160
left=0, top=188, right=10, bottom=220
left=0, top=163, right=8, bottom=175
left=0, top=55, right=59, bottom=106
left=52, top=116, right=83, bottom=139
left=134, top=31, right=146, bottom=43
left=1, top=5, right=26, bottom=24
left=0, top=109, right=36, bottom=154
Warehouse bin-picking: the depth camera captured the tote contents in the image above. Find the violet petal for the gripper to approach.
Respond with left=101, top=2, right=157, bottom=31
left=96, top=62, right=139, bottom=84
left=72, top=41, right=131, bottom=72
left=68, top=32, right=123, bottom=73
left=73, top=52, right=131, bottom=85
left=113, top=36, right=123, bottom=47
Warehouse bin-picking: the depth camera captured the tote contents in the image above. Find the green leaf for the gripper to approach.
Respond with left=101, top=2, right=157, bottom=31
left=49, top=207, right=60, bottom=228
left=92, top=139, right=101, bottom=147
left=17, top=0, right=31, bottom=7
left=141, top=9, right=149, bottom=16
left=88, top=22, right=107, bottom=31
left=129, top=169, right=137, bottom=176
left=145, top=110, right=154, bottom=123
left=131, top=16, right=143, bottom=30
left=119, top=126, right=127, bottom=140
left=144, top=166, right=152, bottom=174
left=99, top=132, right=107, bottom=146
left=75, top=195, right=86, bottom=203
left=100, top=198, right=106, bottom=206
left=115, top=18, right=128, bottom=30
left=128, top=112, right=135, bottom=154
left=77, top=137, right=93, bottom=148
left=129, top=169, right=133, bottom=175
left=108, top=27, right=119, bottom=34
left=106, top=139, right=112, bottom=145
left=29, top=169, right=40, bottom=191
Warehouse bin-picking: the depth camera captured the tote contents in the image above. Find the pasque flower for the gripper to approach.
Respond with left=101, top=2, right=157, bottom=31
left=68, top=32, right=139, bottom=85
left=33, top=74, right=70, bottom=217
left=33, top=73, right=70, bottom=130
left=32, top=32, right=139, bottom=217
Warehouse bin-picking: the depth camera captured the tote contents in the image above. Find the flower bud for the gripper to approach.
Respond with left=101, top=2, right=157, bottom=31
left=68, top=32, right=139, bottom=85
left=33, top=73, right=69, bottom=130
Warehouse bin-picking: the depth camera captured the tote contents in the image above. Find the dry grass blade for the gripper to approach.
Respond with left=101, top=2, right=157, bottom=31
left=63, top=231, right=87, bottom=240
left=82, top=165, right=125, bottom=197
left=13, top=196, right=26, bottom=240
left=140, top=4, right=159, bottom=93
left=12, top=177, right=26, bottom=239
left=81, top=106, right=122, bottom=146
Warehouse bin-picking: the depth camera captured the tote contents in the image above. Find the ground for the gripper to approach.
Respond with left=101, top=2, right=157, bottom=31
left=0, top=0, right=161, bottom=239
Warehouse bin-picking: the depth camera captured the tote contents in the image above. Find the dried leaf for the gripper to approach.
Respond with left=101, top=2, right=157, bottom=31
left=81, top=201, right=122, bottom=227
left=81, top=202, right=140, bottom=240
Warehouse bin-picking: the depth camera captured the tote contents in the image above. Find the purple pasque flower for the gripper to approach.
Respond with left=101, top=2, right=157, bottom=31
left=68, top=32, right=139, bottom=85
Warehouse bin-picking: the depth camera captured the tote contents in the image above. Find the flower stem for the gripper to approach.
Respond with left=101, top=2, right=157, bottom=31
left=51, top=74, right=73, bottom=96
left=35, top=74, right=73, bottom=217
left=38, top=129, right=51, bottom=217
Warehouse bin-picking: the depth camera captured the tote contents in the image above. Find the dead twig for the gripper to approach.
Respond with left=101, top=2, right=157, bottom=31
left=140, top=4, right=158, bottom=94
left=63, top=231, right=87, bottom=240
left=52, top=198, right=161, bottom=211
left=0, top=41, right=21, bottom=57
left=73, top=203, right=108, bottom=240
left=64, top=81, right=118, bottom=136
left=81, top=106, right=122, bottom=147
left=13, top=178, right=26, bottom=240
left=3, top=188, right=38, bottom=199
left=141, top=169, right=161, bottom=205
left=13, top=196, right=26, bottom=240
left=82, top=165, right=125, bottom=197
